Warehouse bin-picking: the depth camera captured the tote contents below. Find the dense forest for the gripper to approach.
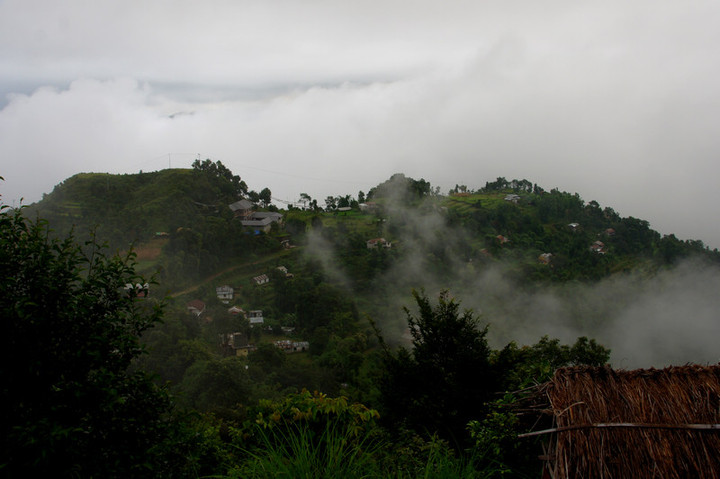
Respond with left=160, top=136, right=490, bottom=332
left=3, top=164, right=719, bottom=477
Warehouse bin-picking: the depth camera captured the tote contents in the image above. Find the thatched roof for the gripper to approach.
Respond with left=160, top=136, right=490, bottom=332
left=525, top=365, right=720, bottom=478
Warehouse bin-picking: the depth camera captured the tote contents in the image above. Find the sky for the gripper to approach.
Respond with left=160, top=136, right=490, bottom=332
left=1, top=0, right=720, bottom=248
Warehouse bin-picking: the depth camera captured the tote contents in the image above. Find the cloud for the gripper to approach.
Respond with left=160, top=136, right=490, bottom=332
left=2, top=1, right=720, bottom=247
left=321, top=193, right=720, bottom=368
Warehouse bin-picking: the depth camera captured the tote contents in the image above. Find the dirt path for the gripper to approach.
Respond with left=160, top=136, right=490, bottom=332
left=170, top=249, right=296, bottom=298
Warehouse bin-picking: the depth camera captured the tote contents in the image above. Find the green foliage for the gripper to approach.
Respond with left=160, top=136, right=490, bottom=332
left=366, top=173, right=434, bottom=204
left=0, top=204, right=188, bottom=476
left=379, top=290, right=498, bottom=445
left=192, top=157, right=248, bottom=197
left=493, top=335, right=611, bottom=391
left=177, top=357, right=253, bottom=414
left=233, top=390, right=382, bottom=477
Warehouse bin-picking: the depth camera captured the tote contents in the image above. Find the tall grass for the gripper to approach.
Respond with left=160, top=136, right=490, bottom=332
left=233, top=422, right=507, bottom=478
left=235, top=419, right=383, bottom=479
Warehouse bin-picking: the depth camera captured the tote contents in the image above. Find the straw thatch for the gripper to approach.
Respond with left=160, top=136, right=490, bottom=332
left=527, top=364, right=720, bottom=478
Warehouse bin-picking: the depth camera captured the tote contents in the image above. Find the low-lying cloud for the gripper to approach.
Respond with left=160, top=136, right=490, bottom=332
left=306, top=191, right=720, bottom=369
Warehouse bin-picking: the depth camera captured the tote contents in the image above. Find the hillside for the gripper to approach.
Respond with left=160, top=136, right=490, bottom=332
left=24, top=168, right=720, bottom=358
left=10, top=167, right=720, bottom=476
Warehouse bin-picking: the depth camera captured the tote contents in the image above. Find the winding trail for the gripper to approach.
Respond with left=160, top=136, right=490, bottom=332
left=169, top=248, right=296, bottom=298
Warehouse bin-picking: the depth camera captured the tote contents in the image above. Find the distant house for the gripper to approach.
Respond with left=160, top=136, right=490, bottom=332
left=367, top=237, right=391, bottom=249
left=220, top=332, right=256, bottom=357
left=359, top=202, right=379, bottom=212
left=229, top=199, right=254, bottom=218
left=603, top=228, right=616, bottom=236
left=186, top=299, right=206, bottom=317
left=504, top=194, right=521, bottom=203
left=216, top=285, right=234, bottom=302
left=496, top=235, right=510, bottom=244
left=274, top=340, right=309, bottom=353
left=568, top=222, right=580, bottom=230
left=522, top=365, right=720, bottom=478
left=538, top=253, right=553, bottom=264
left=247, top=310, right=264, bottom=325
left=227, top=305, right=244, bottom=315
left=253, top=274, right=269, bottom=285
left=277, top=266, right=293, bottom=278
left=239, top=211, right=284, bottom=233
left=590, top=240, right=606, bottom=254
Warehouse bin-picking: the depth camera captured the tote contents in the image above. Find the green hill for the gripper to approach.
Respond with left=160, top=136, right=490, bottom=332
left=9, top=168, right=720, bottom=476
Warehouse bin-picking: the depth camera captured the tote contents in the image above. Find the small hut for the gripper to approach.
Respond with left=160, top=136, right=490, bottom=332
left=523, top=365, right=720, bottom=478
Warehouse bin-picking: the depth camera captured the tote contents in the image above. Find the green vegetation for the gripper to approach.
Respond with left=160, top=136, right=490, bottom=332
left=4, top=168, right=718, bottom=476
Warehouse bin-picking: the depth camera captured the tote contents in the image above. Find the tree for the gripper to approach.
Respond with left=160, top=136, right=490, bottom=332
left=299, top=192, right=312, bottom=209
left=324, top=196, right=337, bottom=211
left=378, top=290, right=498, bottom=445
left=0, top=204, right=182, bottom=476
left=192, top=158, right=248, bottom=197
left=258, top=187, right=272, bottom=208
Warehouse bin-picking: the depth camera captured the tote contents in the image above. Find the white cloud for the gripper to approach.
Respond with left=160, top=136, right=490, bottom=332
left=1, top=1, right=720, bottom=247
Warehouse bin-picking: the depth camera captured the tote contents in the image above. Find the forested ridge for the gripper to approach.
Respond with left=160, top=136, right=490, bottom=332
left=4, top=165, right=719, bottom=477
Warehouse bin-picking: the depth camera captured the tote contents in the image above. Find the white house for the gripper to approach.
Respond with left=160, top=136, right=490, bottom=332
left=216, top=285, right=234, bottom=302
left=248, top=310, right=264, bottom=325
left=253, top=274, right=269, bottom=285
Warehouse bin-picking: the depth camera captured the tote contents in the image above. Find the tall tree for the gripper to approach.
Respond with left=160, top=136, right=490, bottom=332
left=258, top=187, right=272, bottom=208
left=378, top=290, right=498, bottom=445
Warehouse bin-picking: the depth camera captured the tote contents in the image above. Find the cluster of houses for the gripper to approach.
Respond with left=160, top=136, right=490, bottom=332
left=187, top=263, right=306, bottom=358
left=220, top=334, right=310, bottom=357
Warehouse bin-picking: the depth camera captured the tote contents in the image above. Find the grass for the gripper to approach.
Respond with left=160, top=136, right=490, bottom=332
left=230, top=420, right=508, bottom=479
left=235, top=420, right=384, bottom=479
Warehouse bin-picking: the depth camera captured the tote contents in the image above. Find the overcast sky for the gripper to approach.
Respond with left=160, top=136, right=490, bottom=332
left=1, top=0, right=719, bottom=247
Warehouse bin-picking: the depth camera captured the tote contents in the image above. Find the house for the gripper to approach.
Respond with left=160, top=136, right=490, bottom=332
left=229, top=199, right=254, bottom=218
left=220, top=332, right=256, bottom=357
left=359, top=202, right=379, bottom=212
left=366, top=237, right=391, bottom=249
left=520, top=365, right=720, bottom=478
left=253, top=274, right=269, bottom=285
left=247, top=310, right=264, bottom=325
left=186, top=299, right=206, bottom=317
left=590, top=240, right=606, bottom=254
left=567, top=222, right=580, bottom=230
left=504, top=194, right=521, bottom=203
left=276, top=266, right=293, bottom=278
left=538, top=253, right=552, bottom=264
left=239, top=211, right=284, bottom=233
left=216, top=285, right=234, bottom=302
left=227, top=305, right=244, bottom=315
